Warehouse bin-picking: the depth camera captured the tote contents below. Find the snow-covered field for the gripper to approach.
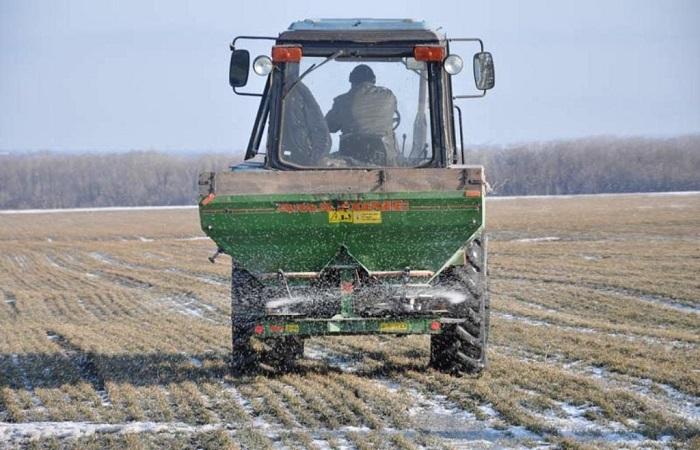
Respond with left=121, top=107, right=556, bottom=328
left=0, top=192, right=698, bottom=449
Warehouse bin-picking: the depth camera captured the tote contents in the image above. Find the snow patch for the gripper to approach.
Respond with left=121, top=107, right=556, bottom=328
left=45, top=256, right=60, bottom=268
left=305, top=344, right=361, bottom=373
left=195, top=275, right=225, bottom=286
left=600, top=287, right=699, bottom=314
left=158, top=294, right=220, bottom=323
left=494, top=312, right=553, bottom=328
left=0, top=421, right=221, bottom=444
left=487, top=191, right=700, bottom=201
left=536, top=400, right=644, bottom=443
left=88, top=252, right=115, bottom=265
left=13, top=255, right=28, bottom=269
left=478, top=404, right=500, bottom=418
left=222, top=383, right=256, bottom=418
left=657, top=384, right=700, bottom=422
left=514, top=237, right=561, bottom=243
left=0, top=205, right=197, bottom=215
left=563, top=361, right=700, bottom=424
left=189, top=357, right=203, bottom=368
left=397, top=382, right=544, bottom=446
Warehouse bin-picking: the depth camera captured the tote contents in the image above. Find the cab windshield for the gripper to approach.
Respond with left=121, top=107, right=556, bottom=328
left=278, top=57, right=433, bottom=168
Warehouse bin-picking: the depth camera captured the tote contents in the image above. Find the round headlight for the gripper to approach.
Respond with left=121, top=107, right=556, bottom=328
left=443, top=54, right=464, bottom=75
left=253, top=55, right=273, bottom=76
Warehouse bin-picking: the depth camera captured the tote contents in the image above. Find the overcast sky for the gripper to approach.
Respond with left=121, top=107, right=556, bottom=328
left=1, top=0, right=699, bottom=153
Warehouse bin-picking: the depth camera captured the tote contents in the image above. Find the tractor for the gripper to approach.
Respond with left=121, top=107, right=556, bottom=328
left=199, top=19, right=495, bottom=375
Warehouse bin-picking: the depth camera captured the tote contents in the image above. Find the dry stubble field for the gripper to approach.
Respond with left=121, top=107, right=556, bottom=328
left=0, top=193, right=698, bottom=449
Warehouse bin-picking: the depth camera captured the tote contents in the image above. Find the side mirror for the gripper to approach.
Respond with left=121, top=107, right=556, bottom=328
left=229, top=49, right=250, bottom=88
left=473, top=52, right=495, bottom=90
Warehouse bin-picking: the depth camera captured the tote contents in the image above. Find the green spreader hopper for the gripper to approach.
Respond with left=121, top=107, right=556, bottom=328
left=199, top=19, right=495, bottom=375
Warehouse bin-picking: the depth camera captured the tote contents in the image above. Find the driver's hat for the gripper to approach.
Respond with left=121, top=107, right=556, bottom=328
left=349, top=64, right=376, bottom=84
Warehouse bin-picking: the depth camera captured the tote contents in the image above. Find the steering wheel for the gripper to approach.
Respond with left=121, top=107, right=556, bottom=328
left=392, top=109, right=401, bottom=130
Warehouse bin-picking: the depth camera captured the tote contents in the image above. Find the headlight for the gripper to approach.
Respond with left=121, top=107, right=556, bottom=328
left=443, top=54, right=463, bottom=75
left=253, top=55, right=273, bottom=76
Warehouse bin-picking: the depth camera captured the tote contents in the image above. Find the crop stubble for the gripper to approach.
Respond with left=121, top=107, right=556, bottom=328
left=0, top=193, right=698, bottom=448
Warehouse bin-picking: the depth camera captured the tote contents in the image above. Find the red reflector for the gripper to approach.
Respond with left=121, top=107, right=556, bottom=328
left=414, top=46, right=445, bottom=62
left=269, top=324, right=284, bottom=333
left=254, top=324, right=264, bottom=334
left=200, top=193, right=215, bottom=206
left=272, top=46, right=302, bottom=62
left=430, top=321, right=441, bottom=331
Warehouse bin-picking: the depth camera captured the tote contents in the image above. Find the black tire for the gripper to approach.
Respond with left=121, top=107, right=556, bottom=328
left=430, top=234, right=490, bottom=375
left=261, top=336, right=304, bottom=371
left=231, top=267, right=264, bottom=375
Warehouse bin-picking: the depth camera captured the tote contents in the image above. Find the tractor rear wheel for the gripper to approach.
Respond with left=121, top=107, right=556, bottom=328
left=430, top=234, right=490, bottom=375
left=261, top=336, right=304, bottom=370
left=230, top=267, right=264, bottom=375
left=231, top=267, right=304, bottom=374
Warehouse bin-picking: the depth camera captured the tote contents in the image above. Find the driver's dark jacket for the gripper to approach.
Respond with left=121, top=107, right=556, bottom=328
left=325, top=82, right=398, bottom=165
left=280, top=82, right=331, bottom=166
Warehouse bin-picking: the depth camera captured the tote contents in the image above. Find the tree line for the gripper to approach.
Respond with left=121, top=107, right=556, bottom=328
left=0, top=152, right=234, bottom=209
left=0, top=135, right=698, bottom=209
left=467, top=135, right=699, bottom=196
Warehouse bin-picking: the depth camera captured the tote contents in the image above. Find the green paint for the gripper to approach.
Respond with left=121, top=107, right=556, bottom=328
left=340, top=296, right=354, bottom=317
left=199, top=190, right=482, bottom=274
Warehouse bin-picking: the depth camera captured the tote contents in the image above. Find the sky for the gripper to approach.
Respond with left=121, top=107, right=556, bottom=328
left=1, top=0, right=699, bottom=153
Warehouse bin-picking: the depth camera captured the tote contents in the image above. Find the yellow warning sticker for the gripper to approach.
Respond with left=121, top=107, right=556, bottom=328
left=352, top=211, right=382, bottom=224
left=328, top=210, right=353, bottom=223
left=379, top=321, right=409, bottom=332
left=328, top=211, right=382, bottom=224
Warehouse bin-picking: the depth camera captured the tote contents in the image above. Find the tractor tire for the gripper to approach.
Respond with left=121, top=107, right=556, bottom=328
left=230, top=267, right=264, bottom=375
left=430, top=234, right=490, bottom=375
left=261, top=336, right=304, bottom=371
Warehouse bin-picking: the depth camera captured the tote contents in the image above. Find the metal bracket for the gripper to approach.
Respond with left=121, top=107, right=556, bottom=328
left=208, top=247, right=224, bottom=264
left=230, top=35, right=277, bottom=97
left=459, top=169, right=469, bottom=189
left=448, top=38, right=484, bottom=53
left=402, top=267, right=411, bottom=284
left=447, top=37, right=488, bottom=99
left=277, top=270, right=293, bottom=298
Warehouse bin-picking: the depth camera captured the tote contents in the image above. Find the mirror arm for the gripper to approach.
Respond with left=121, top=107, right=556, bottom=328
left=453, top=90, right=486, bottom=99
left=453, top=105, right=466, bottom=164
left=448, top=38, right=491, bottom=98
left=231, top=35, right=277, bottom=48
left=447, top=37, right=484, bottom=53
left=234, top=86, right=264, bottom=98
left=230, top=35, right=276, bottom=97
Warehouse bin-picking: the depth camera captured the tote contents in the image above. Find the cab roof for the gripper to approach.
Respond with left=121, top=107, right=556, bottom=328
left=278, top=18, right=445, bottom=44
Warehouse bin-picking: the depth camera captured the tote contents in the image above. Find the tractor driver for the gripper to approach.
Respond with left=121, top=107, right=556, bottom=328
left=325, top=64, right=399, bottom=166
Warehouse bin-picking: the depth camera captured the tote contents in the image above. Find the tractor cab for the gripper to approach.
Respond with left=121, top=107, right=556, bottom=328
left=229, top=19, right=494, bottom=170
